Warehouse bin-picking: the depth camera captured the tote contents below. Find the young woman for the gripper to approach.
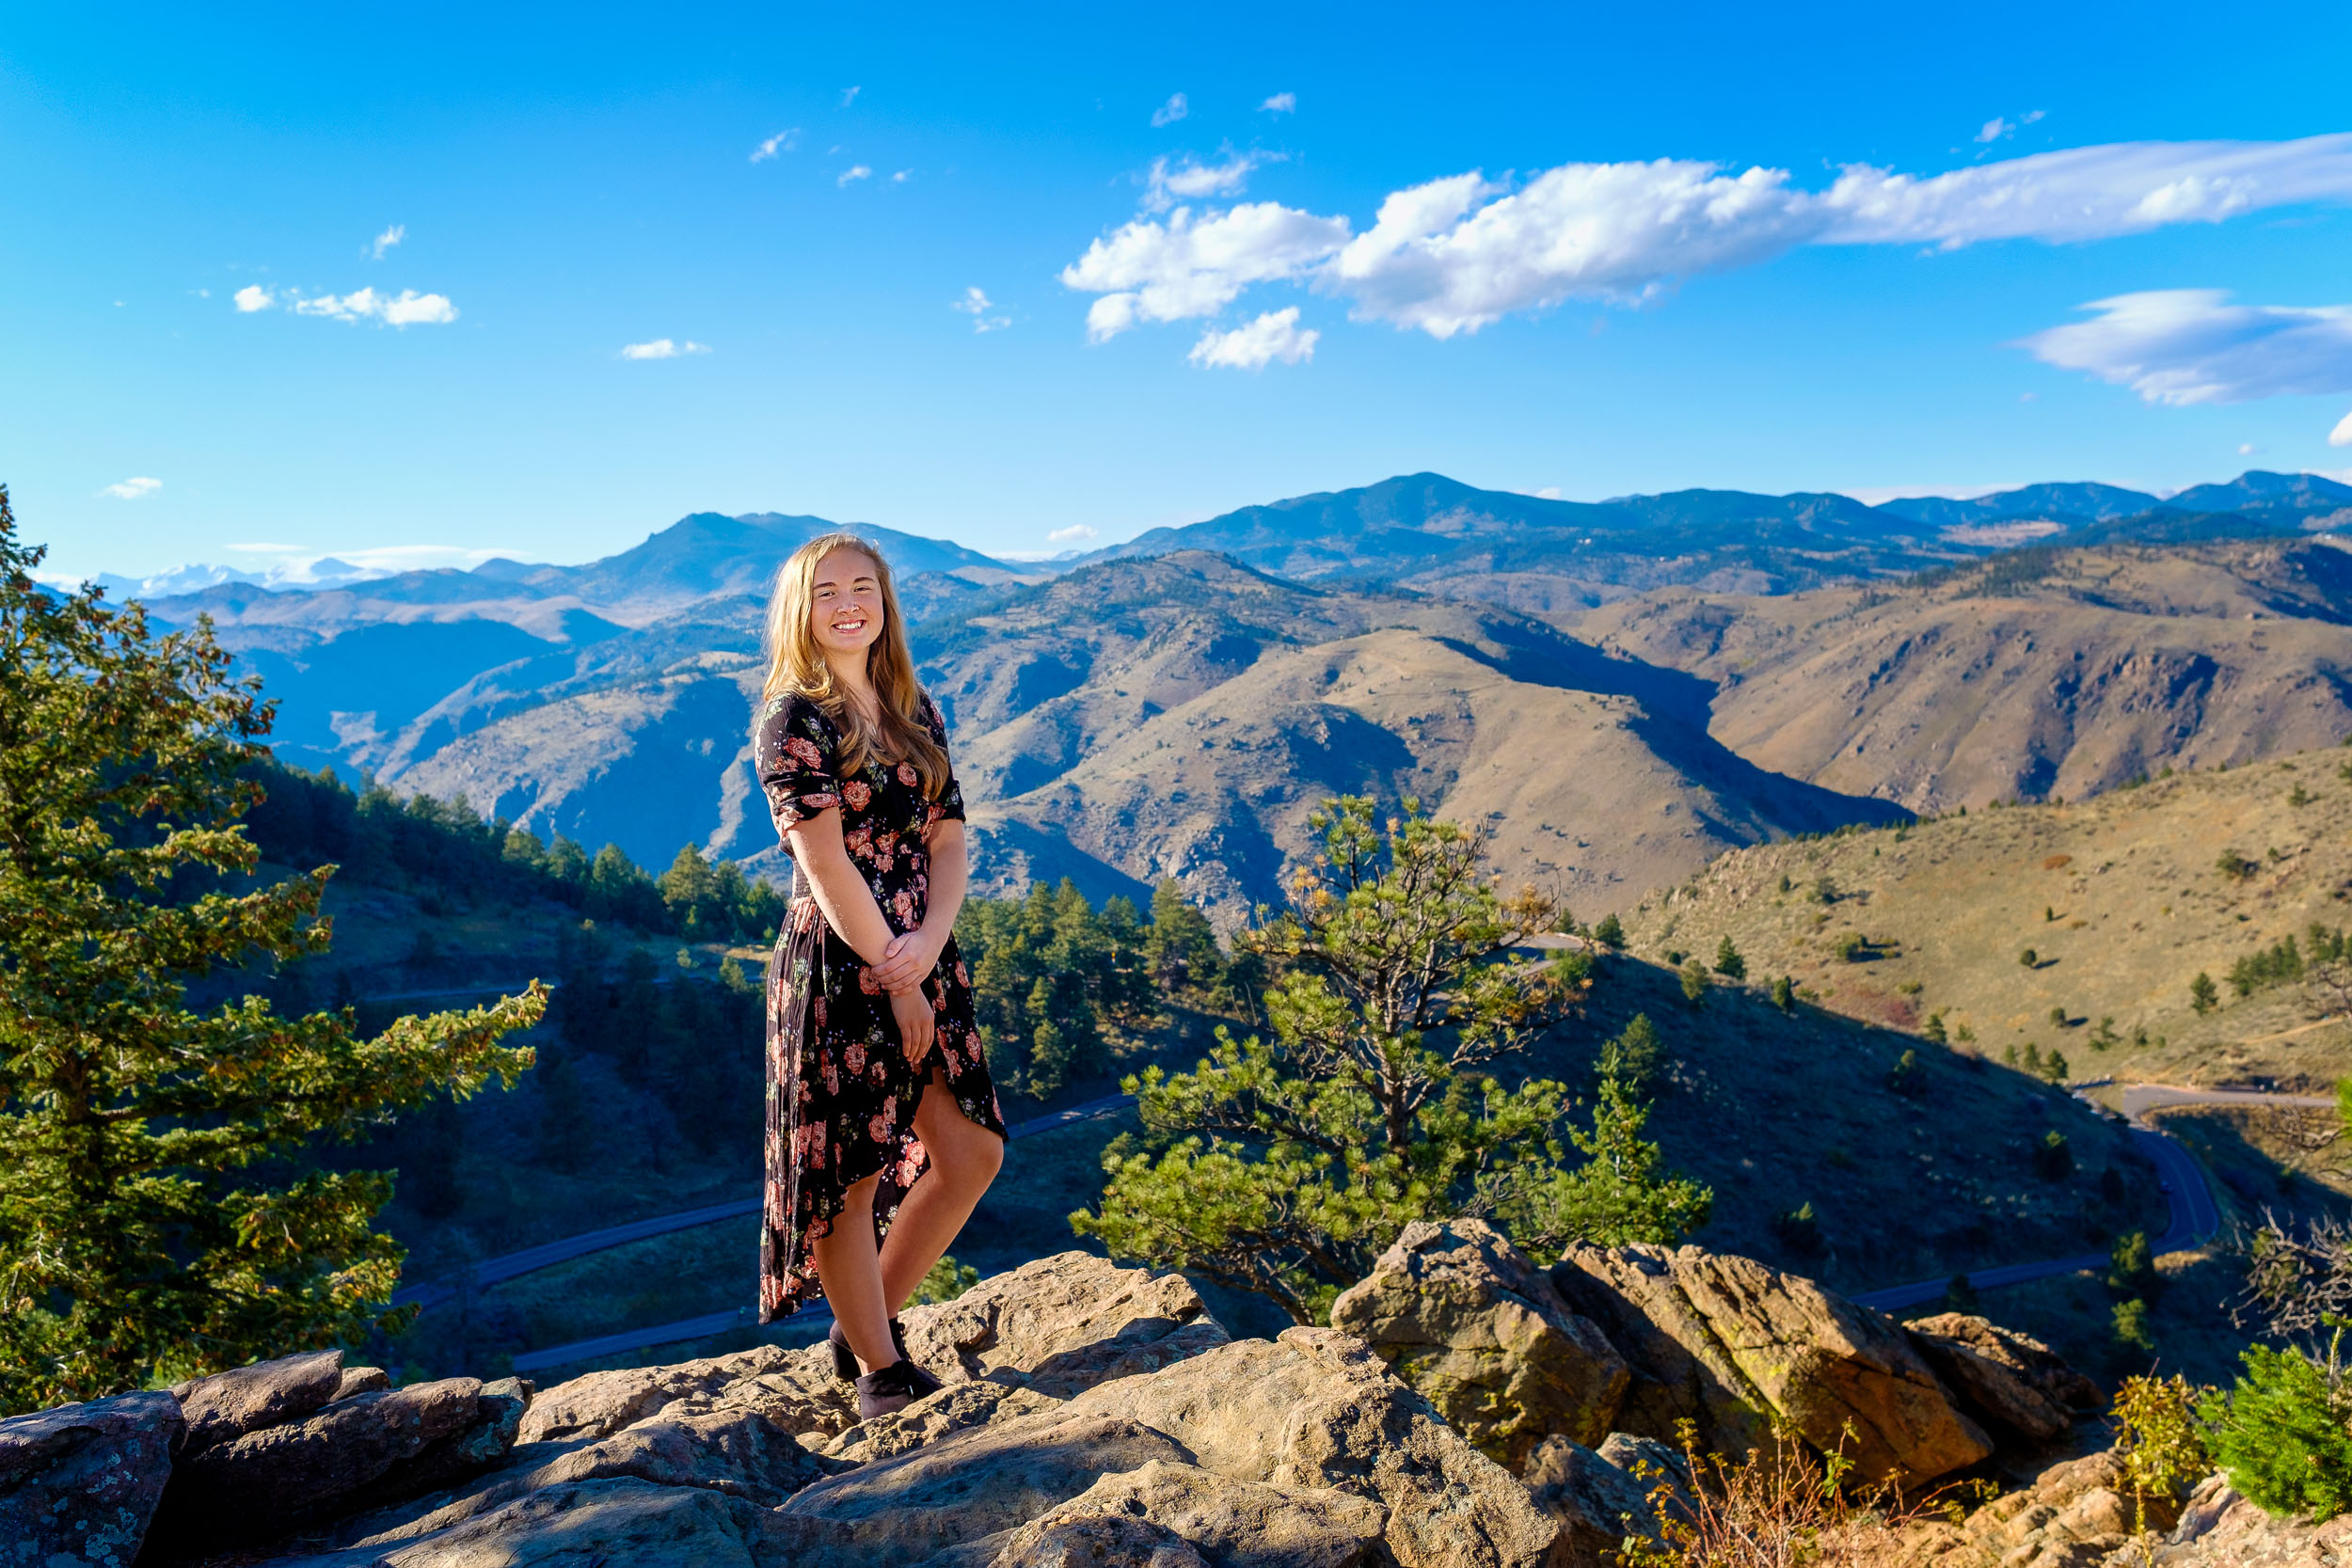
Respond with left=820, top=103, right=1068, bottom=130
left=752, top=532, right=1005, bottom=1418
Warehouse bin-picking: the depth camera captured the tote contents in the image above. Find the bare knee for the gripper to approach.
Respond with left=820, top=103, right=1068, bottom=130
left=931, top=1124, right=1002, bottom=1191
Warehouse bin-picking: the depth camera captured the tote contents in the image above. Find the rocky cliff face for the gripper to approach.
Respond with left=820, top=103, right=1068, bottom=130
left=0, top=1235, right=2165, bottom=1568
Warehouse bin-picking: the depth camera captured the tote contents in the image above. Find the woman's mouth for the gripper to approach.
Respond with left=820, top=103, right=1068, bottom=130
left=831, top=617, right=868, bottom=635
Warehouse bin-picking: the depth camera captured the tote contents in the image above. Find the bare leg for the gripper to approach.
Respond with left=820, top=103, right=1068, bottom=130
left=807, top=1168, right=898, bottom=1373
left=879, top=1067, right=1006, bottom=1315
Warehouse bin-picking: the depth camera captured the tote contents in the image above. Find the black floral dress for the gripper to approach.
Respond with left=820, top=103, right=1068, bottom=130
left=754, top=689, right=1005, bottom=1323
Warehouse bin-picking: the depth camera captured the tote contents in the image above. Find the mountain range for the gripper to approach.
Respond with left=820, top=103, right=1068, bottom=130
left=97, top=467, right=2352, bottom=918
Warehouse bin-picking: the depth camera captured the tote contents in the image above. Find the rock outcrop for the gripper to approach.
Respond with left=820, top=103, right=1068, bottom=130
left=0, top=1239, right=2106, bottom=1567
left=1902, top=1314, right=2104, bottom=1445
left=1330, top=1219, right=1631, bottom=1469
left=1551, top=1240, right=1994, bottom=1486
left=0, top=1388, right=183, bottom=1568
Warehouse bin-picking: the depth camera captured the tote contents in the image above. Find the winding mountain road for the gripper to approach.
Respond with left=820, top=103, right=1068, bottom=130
left=411, top=1081, right=2327, bottom=1372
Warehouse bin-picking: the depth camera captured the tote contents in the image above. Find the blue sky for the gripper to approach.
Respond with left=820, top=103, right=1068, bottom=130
left=9, top=0, right=2352, bottom=582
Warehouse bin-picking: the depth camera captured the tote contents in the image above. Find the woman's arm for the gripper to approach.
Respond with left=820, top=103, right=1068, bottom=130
left=784, top=807, right=901, bottom=970
left=871, top=818, right=967, bottom=993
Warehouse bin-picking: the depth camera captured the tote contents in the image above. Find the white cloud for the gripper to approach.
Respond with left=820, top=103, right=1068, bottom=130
left=619, top=339, right=712, bottom=359
left=2331, top=409, right=2352, bottom=448
left=951, top=287, right=1010, bottom=332
left=1188, top=307, right=1318, bottom=370
left=892, top=168, right=912, bottom=183
left=1535, top=485, right=1565, bottom=499
left=1976, top=119, right=2012, bottom=145
left=1060, top=202, right=1352, bottom=341
left=2240, top=441, right=2259, bottom=454
left=234, top=284, right=274, bottom=312
left=1144, top=152, right=1271, bottom=213
left=1151, top=92, right=1188, bottom=128
left=2019, top=290, right=2352, bottom=405
left=752, top=128, right=799, bottom=162
left=838, top=165, right=872, bottom=186
left=1059, top=132, right=2352, bottom=343
left=1046, top=524, right=1098, bottom=543
left=1260, top=92, right=1295, bottom=115
left=101, top=477, right=162, bottom=500
left=368, top=223, right=405, bottom=260
left=285, top=287, right=459, bottom=326
left=841, top=86, right=861, bottom=107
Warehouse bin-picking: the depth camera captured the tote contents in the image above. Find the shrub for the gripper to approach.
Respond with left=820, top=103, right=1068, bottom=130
left=2201, top=1335, right=2352, bottom=1522
left=1834, top=932, right=1867, bottom=962
left=2109, top=1229, right=2156, bottom=1294
left=1922, top=1011, right=1947, bottom=1044
left=2034, top=1129, right=2074, bottom=1179
left=2114, top=1374, right=2210, bottom=1530
left=1771, top=974, right=1795, bottom=1011
left=2217, top=849, right=2258, bottom=880
left=1593, top=911, right=1626, bottom=949
left=1887, top=1049, right=1925, bottom=1097
left=2112, top=1297, right=2155, bottom=1355
left=1679, top=959, right=1711, bottom=1006
left=2045, top=1048, right=2071, bottom=1083
left=2018, top=947, right=2039, bottom=968
left=1772, top=1201, right=1825, bottom=1256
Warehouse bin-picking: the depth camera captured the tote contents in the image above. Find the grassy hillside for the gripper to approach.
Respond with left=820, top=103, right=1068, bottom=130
left=1614, top=741, right=2352, bottom=1090
left=1573, top=539, right=2352, bottom=813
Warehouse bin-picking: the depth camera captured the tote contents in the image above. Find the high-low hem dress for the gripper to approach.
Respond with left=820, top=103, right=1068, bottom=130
left=754, top=689, right=1006, bottom=1324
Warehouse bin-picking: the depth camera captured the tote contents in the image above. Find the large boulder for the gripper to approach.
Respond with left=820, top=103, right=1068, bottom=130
left=148, top=1374, right=526, bottom=1551
left=1903, top=1314, right=2101, bottom=1445
left=1330, top=1219, right=1631, bottom=1470
left=972, top=1513, right=1210, bottom=1568
left=1551, top=1243, right=1993, bottom=1487
left=898, top=1251, right=1231, bottom=1397
left=0, top=1388, right=183, bottom=1568
left=1061, top=1326, right=1559, bottom=1568
left=174, top=1349, right=347, bottom=1453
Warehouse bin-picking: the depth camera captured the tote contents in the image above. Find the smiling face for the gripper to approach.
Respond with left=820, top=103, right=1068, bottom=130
left=808, top=546, right=885, bottom=665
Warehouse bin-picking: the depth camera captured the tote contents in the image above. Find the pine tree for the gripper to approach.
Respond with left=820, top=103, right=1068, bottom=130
left=1592, top=911, right=1626, bottom=950
left=2190, top=972, right=2220, bottom=1016
left=1073, top=797, right=1598, bottom=1323
left=1771, top=974, right=1795, bottom=1011
left=1679, top=959, right=1711, bottom=1006
left=0, top=491, right=545, bottom=1409
left=1712, top=935, right=1746, bottom=980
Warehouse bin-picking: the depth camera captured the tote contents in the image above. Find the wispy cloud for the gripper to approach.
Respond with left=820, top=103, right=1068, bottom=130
left=2020, top=290, right=2352, bottom=405
left=287, top=288, right=459, bottom=326
left=619, top=339, right=712, bottom=360
left=1046, top=524, right=1098, bottom=543
left=840, top=86, right=861, bottom=108
left=951, top=287, right=1010, bottom=333
left=1144, top=152, right=1273, bottom=213
left=838, top=165, right=872, bottom=187
left=1061, top=133, right=2352, bottom=342
left=101, top=477, right=162, bottom=500
left=892, top=168, right=913, bottom=183
left=751, top=128, right=800, bottom=162
left=1151, top=92, right=1188, bottom=128
left=367, top=223, right=405, bottom=260
left=1975, top=111, right=2045, bottom=145
left=1189, top=308, right=1318, bottom=370
left=1260, top=92, right=1295, bottom=115
left=234, top=284, right=274, bottom=312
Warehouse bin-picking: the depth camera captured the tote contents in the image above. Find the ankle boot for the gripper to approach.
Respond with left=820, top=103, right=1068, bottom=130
left=828, top=1317, right=910, bottom=1382
left=853, top=1357, right=944, bottom=1420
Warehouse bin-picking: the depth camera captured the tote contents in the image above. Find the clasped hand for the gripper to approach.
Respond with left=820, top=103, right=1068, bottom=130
left=876, top=925, right=945, bottom=1067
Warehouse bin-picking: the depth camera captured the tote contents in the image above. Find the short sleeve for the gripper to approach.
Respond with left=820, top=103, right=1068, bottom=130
left=922, top=692, right=965, bottom=825
left=755, top=696, right=842, bottom=832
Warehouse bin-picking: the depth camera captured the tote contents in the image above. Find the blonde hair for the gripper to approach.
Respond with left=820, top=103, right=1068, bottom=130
left=758, top=532, right=950, bottom=800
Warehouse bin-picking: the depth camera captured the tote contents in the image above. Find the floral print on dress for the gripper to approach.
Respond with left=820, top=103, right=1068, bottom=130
left=753, top=689, right=1006, bottom=1324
